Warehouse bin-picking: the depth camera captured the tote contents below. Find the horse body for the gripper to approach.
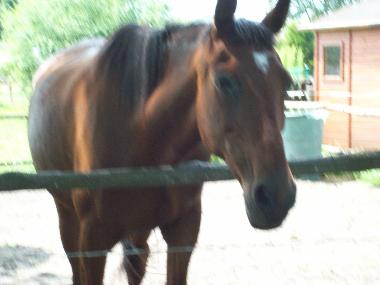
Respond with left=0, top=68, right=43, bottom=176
left=30, top=24, right=210, bottom=284
left=28, top=1, right=296, bottom=284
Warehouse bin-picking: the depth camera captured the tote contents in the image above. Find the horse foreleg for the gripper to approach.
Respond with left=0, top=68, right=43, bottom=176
left=122, top=231, right=151, bottom=285
left=78, top=216, right=119, bottom=285
left=54, top=200, right=81, bottom=285
left=160, top=199, right=202, bottom=285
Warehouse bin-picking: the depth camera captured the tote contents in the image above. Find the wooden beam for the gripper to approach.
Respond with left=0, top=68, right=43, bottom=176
left=1, top=152, right=380, bottom=192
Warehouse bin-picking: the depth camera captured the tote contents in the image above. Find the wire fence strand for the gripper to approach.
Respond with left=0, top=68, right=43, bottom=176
left=51, top=236, right=380, bottom=259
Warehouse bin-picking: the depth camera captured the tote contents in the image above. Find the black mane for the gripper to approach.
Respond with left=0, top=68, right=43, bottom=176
left=95, top=25, right=166, bottom=109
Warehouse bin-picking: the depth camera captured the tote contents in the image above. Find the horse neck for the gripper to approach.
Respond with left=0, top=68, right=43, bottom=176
left=137, top=27, right=209, bottom=165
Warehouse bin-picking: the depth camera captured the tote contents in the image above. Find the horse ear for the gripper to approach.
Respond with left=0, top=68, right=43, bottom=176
left=262, top=0, right=290, bottom=34
left=214, top=0, right=237, bottom=38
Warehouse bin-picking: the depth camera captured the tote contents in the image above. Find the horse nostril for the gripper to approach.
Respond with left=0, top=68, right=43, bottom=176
left=254, top=184, right=270, bottom=207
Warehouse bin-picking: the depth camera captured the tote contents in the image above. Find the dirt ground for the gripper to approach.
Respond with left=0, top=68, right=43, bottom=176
left=0, top=179, right=380, bottom=285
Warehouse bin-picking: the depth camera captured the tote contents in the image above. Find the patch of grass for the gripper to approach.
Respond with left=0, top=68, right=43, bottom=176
left=0, top=119, right=31, bottom=162
left=0, top=96, right=31, bottom=173
left=322, top=172, right=355, bottom=183
left=322, top=170, right=380, bottom=188
left=0, top=95, right=29, bottom=115
left=0, top=164, right=35, bottom=173
left=354, top=170, right=380, bottom=188
left=321, top=146, right=380, bottom=188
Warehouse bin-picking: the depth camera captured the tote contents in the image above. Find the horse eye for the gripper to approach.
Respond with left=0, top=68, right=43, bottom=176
left=215, top=74, right=241, bottom=98
left=217, top=51, right=230, bottom=63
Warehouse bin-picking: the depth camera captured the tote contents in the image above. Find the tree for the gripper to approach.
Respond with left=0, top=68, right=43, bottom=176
left=0, top=0, right=17, bottom=9
left=0, top=0, right=18, bottom=37
left=0, top=0, right=170, bottom=91
left=270, top=0, right=360, bottom=20
left=290, top=0, right=360, bottom=21
left=277, top=22, right=314, bottom=71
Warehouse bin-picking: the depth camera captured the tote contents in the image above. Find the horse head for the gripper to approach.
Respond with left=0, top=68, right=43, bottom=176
left=195, top=0, right=296, bottom=229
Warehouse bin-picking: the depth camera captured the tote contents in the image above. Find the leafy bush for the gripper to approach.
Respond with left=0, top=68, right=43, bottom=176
left=276, top=45, right=304, bottom=70
left=276, top=22, right=314, bottom=83
left=0, top=0, right=170, bottom=92
left=281, top=23, right=314, bottom=71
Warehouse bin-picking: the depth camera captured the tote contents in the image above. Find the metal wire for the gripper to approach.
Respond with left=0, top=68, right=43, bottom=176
left=0, top=160, right=33, bottom=167
left=61, top=236, right=380, bottom=259
left=66, top=245, right=196, bottom=259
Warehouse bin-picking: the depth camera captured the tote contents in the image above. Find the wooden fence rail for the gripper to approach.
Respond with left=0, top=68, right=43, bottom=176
left=1, top=151, right=380, bottom=192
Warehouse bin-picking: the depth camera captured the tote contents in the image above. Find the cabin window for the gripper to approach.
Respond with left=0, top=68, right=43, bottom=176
left=323, top=44, right=343, bottom=80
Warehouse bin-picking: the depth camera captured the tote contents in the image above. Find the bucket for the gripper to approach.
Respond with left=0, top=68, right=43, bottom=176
left=282, top=109, right=327, bottom=180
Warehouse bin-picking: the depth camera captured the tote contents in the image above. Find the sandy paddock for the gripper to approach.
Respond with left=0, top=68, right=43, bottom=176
left=0, top=180, right=380, bottom=285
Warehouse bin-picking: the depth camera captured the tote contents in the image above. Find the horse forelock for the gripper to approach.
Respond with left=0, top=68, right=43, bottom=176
left=231, top=19, right=274, bottom=48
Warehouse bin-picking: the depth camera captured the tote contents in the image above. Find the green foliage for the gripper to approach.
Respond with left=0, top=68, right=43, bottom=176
left=277, top=22, right=314, bottom=76
left=210, top=155, right=225, bottom=165
left=290, top=0, right=360, bottom=20
left=0, top=0, right=18, bottom=8
left=0, top=0, right=170, bottom=92
left=0, top=0, right=18, bottom=37
left=270, top=0, right=360, bottom=20
left=276, top=44, right=304, bottom=82
left=276, top=44, right=302, bottom=69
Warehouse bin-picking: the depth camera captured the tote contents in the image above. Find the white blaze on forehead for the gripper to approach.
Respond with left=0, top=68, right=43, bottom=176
left=253, top=51, right=270, bottom=75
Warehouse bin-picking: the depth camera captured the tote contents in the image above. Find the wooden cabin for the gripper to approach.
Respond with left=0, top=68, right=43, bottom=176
left=302, top=0, right=380, bottom=149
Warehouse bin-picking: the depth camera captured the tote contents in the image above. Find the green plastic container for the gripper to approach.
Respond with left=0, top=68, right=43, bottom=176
left=282, top=110, right=327, bottom=180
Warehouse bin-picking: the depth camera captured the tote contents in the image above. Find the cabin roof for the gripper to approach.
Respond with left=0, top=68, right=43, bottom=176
left=300, top=0, right=380, bottom=31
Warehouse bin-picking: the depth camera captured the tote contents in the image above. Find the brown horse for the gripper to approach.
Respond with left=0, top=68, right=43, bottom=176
left=28, top=0, right=296, bottom=284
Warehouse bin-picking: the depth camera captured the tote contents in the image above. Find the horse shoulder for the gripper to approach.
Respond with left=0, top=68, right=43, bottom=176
left=29, top=39, right=104, bottom=172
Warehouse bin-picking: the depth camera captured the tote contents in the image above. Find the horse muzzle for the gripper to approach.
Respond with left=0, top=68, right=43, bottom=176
left=243, top=176, right=296, bottom=230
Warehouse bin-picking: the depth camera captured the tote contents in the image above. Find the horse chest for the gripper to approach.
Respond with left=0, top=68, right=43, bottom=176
left=89, top=186, right=201, bottom=232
